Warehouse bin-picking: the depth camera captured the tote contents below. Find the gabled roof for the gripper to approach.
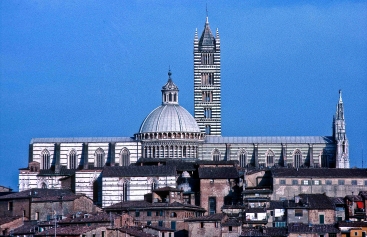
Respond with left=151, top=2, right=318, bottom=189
left=103, top=166, right=176, bottom=177
left=198, top=167, right=238, bottom=179
left=345, top=195, right=363, bottom=202
left=338, top=221, right=367, bottom=227
left=104, top=200, right=205, bottom=212
left=272, top=168, right=367, bottom=178
left=35, top=225, right=105, bottom=236
left=185, top=213, right=225, bottom=222
left=0, top=188, right=74, bottom=200
left=58, top=212, right=115, bottom=225
left=287, top=194, right=335, bottom=209
left=269, top=200, right=286, bottom=210
left=288, top=223, right=339, bottom=233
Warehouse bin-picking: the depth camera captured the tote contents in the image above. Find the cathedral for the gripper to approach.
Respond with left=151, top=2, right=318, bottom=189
left=18, top=17, right=349, bottom=207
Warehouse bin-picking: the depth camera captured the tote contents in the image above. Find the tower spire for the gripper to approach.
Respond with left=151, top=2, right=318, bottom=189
left=333, top=90, right=349, bottom=168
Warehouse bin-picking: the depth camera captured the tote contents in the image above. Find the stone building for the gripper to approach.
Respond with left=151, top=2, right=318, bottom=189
left=0, top=188, right=100, bottom=221
left=271, top=168, right=367, bottom=200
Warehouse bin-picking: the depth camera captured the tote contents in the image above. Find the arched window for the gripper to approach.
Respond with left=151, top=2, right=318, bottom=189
left=212, top=149, right=221, bottom=161
left=239, top=149, right=247, bottom=167
left=95, top=148, right=105, bottom=168
left=266, top=150, right=275, bottom=167
left=120, top=148, right=130, bottom=166
left=294, top=149, right=302, bottom=168
left=41, top=149, right=50, bottom=170
left=41, top=182, right=47, bottom=189
left=69, top=150, right=77, bottom=169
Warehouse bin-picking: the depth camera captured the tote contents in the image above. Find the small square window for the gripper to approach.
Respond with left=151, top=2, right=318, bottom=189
left=147, top=211, right=151, bottom=216
left=295, top=210, right=303, bottom=217
left=338, top=180, right=345, bottom=185
left=314, top=180, right=320, bottom=185
left=303, top=180, right=309, bottom=185
left=326, top=180, right=332, bottom=185
left=351, top=180, right=357, bottom=185
left=364, top=180, right=367, bottom=186
left=280, top=180, right=286, bottom=185
left=135, top=211, right=140, bottom=217
left=292, top=180, right=298, bottom=185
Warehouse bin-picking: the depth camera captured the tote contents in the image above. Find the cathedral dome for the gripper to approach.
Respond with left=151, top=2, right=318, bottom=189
left=138, top=70, right=200, bottom=134
left=139, top=104, right=200, bottom=133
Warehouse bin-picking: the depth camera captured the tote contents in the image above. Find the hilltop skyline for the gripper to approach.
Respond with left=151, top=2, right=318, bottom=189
left=1, top=1, right=366, bottom=190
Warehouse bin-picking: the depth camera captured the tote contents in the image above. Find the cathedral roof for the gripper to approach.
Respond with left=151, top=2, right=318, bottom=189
left=205, top=136, right=334, bottom=144
left=139, top=104, right=200, bottom=134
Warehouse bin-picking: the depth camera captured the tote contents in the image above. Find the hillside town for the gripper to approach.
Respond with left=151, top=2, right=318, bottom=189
left=1, top=11, right=365, bottom=237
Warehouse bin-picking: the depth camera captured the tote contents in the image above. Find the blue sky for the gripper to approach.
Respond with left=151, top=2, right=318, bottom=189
left=1, top=1, right=366, bottom=190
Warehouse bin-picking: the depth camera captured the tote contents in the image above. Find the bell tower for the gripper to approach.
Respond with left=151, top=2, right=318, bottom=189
left=194, top=17, right=221, bottom=135
left=333, top=90, right=349, bottom=168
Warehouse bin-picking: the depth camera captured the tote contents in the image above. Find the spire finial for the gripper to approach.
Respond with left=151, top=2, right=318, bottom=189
left=206, top=4, right=209, bottom=23
left=168, top=66, right=172, bottom=79
left=339, top=89, right=343, bottom=102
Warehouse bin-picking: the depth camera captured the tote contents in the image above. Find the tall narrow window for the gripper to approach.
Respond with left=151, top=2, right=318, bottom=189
left=266, top=150, right=275, bottom=167
left=41, top=149, right=50, bottom=170
left=204, top=108, right=212, bottom=118
left=239, top=150, right=246, bottom=167
left=209, top=197, right=216, bottom=215
left=212, top=149, right=220, bottom=161
left=205, top=125, right=211, bottom=135
left=69, top=150, right=77, bottom=169
left=120, top=148, right=130, bottom=166
left=95, top=148, right=105, bottom=167
left=294, top=150, right=302, bottom=168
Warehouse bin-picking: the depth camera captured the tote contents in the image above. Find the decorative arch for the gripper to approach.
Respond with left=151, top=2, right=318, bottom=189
left=120, top=148, right=130, bottom=166
left=293, top=149, right=302, bottom=168
left=95, top=148, right=105, bottom=168
left=212, top=149, right=221, bottom=161
left=265, top=149, right=275, bottom=167
left=40, top=149, right=50, bottom=170
left=69, top=149, right=78, bottom=169
left=238, top=149, right=247, bottom=167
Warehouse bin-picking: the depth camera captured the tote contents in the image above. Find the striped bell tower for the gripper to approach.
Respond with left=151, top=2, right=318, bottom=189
left=194, top=17, right=221, bottom=136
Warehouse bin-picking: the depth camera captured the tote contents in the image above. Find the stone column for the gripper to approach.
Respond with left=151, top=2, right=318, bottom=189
left=308, top=144, right=314, bottom=167
left=83, top=143, right=89, bottom=169
left=109, top=142, right=116, bottom=166
left=54, top=143, right=61, bottom=173
left=254, top=144, right=259, bottom=168
left=225, top=143, right=231, bottom=161
left=282, top=143, right=287, bottom=167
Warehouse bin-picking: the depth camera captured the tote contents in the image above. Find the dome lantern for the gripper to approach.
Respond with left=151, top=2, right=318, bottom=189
left=161, top=69, right=179, bottom=105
